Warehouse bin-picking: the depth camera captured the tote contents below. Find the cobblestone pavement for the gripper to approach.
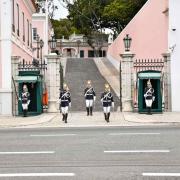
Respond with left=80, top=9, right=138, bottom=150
left=65, top=58, right=120, bottom=111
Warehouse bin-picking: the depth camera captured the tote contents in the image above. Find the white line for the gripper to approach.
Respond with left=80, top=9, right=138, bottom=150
left=143, top=173, right=180, bottom=177
left=104, top=150, right=170, bottom=153
left=0, top=173, right=75, bottom=177
left=109, top=133, right=160, bottom=135
left=30, top=134, right=76, bottom=137
left=0, top=151, right=55, bottom=155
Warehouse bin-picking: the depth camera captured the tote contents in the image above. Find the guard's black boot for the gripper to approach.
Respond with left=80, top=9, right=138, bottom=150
left=104, top=113, right=107, bottom=122
left=107, top=113, right=110, bottom=122
left=86, top=108, right=89, bottom=116
left=65, top=113, right=68, bottom=123
left=90, top=107, right=93, bottom=116
left=62, top=114, right=65, bottom=121
left=147, top=107, right=152, bottom=115
left=23, top=110, right=27, bottom=117
left=149, top=107, right=152, bottom=115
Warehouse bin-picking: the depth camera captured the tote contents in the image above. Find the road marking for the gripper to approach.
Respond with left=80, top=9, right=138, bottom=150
left=104, top=150, right=170, bottom=153
left=0, top=173, right=75, bottom=177
left=30, top=134, right=77, bottom=137
left=109, top=133, right=160, bottom=136
left=0, top=151, right=55, bottom=155
left=143, top=173, right=180, bottom=177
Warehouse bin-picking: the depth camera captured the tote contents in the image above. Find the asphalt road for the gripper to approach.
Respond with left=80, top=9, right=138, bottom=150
left=0, top=126, right=180, bottom=180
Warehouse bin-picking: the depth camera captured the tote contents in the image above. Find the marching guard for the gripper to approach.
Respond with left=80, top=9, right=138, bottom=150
left=101, top=84, right=114, bottom=122
left=84, top=80, right=96, bottom=116
left=59, top=83, right=71, bottom=123
left=144, top=79, right=155, bottom=115
left=19, top=84, right=30, bottom=117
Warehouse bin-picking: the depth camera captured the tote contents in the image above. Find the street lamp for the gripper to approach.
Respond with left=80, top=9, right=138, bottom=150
left=76, top=40, right=81, bottom=58
left=123, top=34, right=132, bottom=52
left=49, top=35, right=57, bottom=53
left=36, top=34, right=40, bottom=59
left=39, top=39, right=44, bottom=68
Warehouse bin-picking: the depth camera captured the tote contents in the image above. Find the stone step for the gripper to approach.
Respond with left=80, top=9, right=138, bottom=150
left=64, top=58, right=120, bottom=111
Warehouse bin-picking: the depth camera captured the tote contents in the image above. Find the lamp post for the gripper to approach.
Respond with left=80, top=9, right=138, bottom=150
left=123, top=34, right=132, bottom=52
left=39, top=39, right=44, bottom=68
left=36, top=34, right=40, bottom=59
left=49, top=35, right=57, bottom=53
left=76, top=40, right=81, bottom=58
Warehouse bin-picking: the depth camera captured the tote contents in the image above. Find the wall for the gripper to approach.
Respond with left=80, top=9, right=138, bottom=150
left=32, top=13, right=53, bottom=59
left=169, top=0, right=180, bottom=111
left=11, top=0, right=36, bottom=62
left=107, top=0, right=168, bottom=66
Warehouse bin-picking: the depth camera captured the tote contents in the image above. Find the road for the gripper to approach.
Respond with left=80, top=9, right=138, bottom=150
left=0, top=126, right=180, bottom=179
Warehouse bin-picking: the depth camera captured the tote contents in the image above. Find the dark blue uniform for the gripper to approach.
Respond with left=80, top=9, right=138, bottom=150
left=59, top=90, right=71, bottom=107
left=101, top=92, right=114, bottom=107
left=84, top=87, right=96, bottom=100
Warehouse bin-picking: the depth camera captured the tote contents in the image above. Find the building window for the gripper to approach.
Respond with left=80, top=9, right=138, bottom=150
left=27, top=19, right=29, bottom=46
left=32, top=28, right=37, bottom=40
left=30, top=23, right=32, bottom=48
left=22, top=12, right=25, bottom=42
left=17, top=3, right=20, bottom=36
left=12, top=0, right=15, bottom=32
left=88, top=50, right=95, bottom=58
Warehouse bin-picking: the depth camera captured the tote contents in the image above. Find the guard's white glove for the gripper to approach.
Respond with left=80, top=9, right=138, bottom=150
left=94, top=96, right=96, bottom=101
left=27, top=100, right=30, bottom=105
left=69, top=102, right=71, bottom=108
left=112, top=102, right=115, bottom=108
left=18, top=98, right=21, bottom=101
left=144, top=94, right=147, bottom=98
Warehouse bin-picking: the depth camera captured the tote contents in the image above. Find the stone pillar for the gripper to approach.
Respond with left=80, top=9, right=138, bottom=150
left=162, top=52, right=172, bottom=111
left=120, top=52, right=135, bottom=111
left=11, top=56, right=21, bottom=116
left=0, top=0, right=12, bottom=115
left=46, top=54, right=61, bottom=113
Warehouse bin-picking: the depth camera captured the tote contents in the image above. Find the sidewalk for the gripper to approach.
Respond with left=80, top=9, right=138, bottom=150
left=0, top=114, right=55, bottom=128
left=0, top=112, right=180, bottom=128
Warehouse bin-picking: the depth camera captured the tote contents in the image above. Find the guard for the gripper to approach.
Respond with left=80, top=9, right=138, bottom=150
left=19, top=84, right=30, bottom=117
left=59, top=83, right=71, bottom=123
left=84, top=80, right=96, bottom=116
left=144, top=79, right=155, bottom=115
left=101, top=83, right=114, bottom=122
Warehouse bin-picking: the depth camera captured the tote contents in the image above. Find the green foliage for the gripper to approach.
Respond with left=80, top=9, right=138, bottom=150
left=51, top=19, right=80, bottom=39
left=67, top=0, right=147, bottom=36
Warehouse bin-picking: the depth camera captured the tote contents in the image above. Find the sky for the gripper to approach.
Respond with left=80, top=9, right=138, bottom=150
left=53, top=0, right=69, bottom=20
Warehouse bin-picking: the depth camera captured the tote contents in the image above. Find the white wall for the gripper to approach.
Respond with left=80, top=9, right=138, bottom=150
left=0, top=0, right=12, bottom=115
left=169, top=0, right=180, bottom=111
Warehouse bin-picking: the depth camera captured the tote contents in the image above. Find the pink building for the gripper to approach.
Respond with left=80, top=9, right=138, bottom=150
left=108, top=0, right=168, bottom=68
left=107, top=0, right=170, bottom=112
left=32, top=12, right=53, bottom=61
left=0, top=0, right=36, bottom=115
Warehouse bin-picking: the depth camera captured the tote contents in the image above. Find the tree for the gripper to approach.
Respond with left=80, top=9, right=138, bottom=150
left=51, top=19, right=80, bottom=39
left=102, top=0, right=147, bottom=36
left=35, top=0, right=58, bottom=19
left=66, top=0, right=147, bottom=36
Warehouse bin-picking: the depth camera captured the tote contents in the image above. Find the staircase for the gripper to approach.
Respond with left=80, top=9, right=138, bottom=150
left=65, top=58, right=119, bottom=112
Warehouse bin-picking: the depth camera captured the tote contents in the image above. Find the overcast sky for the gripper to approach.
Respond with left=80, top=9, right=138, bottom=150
left=53, top=0, right=69, bottom=20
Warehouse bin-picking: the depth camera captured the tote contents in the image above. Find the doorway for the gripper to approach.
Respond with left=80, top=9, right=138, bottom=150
left=138, top=72, right=162, bottom=113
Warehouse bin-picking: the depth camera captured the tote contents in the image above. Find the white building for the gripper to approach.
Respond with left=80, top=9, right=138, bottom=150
left=169, top=0, right=180, bottom=111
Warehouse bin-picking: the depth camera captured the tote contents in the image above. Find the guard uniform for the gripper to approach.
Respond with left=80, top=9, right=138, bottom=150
left=59, top=84, right=71, bottom=123
left=101, top=84, right=114, bottom=122
left=144, top=79, right=155, bottom=114
left=19, top=85, right=30, bottom=117
left=84, top=80, right=96, bottom=116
